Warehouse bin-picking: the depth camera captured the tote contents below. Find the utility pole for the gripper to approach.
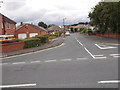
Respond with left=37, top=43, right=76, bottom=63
left=63, top=18, right=66, bottom=37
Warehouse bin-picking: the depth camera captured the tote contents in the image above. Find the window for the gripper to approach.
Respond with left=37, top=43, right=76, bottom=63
left=7, top=23, right=10, bottom=29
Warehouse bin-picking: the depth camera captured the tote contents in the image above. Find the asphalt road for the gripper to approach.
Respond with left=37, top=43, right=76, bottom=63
left=1, top=33, right=119, bottom=88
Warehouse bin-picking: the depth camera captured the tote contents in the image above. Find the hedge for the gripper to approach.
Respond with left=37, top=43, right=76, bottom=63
left=23, top=38, right=41, bottom=48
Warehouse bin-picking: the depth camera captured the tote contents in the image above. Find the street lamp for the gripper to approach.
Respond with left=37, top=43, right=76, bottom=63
left=63, top=18, right=66, bottom=37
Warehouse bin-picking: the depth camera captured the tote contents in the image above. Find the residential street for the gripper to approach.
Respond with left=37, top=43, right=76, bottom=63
left=1, top=33, right=119, bottom=88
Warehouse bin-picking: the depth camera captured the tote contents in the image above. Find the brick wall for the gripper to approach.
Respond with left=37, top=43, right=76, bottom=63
left=0, top=41, right=24, bottom=52
left=95, top=33, right=120, bottom=38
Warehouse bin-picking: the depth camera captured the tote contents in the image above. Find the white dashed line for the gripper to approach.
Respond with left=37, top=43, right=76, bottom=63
left=61, top=59, right=72, bottom=61
left=0, top=83, right=37, bottom=88
left=98, top=80, right=120, bottom=84
left=12, top=62, right=26, bottom=65
left=45, top=60, right=57, bottom=62
left=2, top=63, right=9, bottom=65
left=30, top=61, right=41, bottom=63
left=76, top=58, right=88, bottom=60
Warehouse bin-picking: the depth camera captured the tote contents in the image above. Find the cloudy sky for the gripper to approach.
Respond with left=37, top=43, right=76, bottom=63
left=1, top=0, right=101, bottom=25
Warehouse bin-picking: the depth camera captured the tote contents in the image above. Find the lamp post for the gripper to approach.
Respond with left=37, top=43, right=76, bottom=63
left=63, top=18, right=66, bottom=37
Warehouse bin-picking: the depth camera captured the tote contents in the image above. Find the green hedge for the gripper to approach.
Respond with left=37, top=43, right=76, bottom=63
left=23, top=38, right=41, bottom=48
left=35, top=35, right=48, bottom=43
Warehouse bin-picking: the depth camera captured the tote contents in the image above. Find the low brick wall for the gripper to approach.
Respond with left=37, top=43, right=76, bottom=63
left=0, top=41, right=24, bottom=52
left=95, top=33, right=120, bottom=38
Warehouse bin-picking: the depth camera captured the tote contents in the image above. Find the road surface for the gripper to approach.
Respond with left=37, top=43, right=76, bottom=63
left=1, top=33, right=119, bottom=88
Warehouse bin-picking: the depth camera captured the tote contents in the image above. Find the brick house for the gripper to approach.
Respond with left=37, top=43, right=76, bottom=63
left=48, top=25, right=62, bottom=34
left=15, top=23, right=47, bottom=39
left=0, top=13, right=16, bottom=35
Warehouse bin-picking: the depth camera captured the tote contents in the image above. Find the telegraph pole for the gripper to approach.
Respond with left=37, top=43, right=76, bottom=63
left=63, top=18, right=66, bottom=37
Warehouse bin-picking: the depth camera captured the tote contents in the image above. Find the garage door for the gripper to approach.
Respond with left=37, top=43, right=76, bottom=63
left=18, top=33, right=27, bottom=39
left=30, top=33, right=38, bottom=37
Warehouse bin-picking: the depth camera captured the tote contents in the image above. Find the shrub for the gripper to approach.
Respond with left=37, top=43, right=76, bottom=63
left=12, top=38, right=22, bottom=42
left=48, top=36, right=57, bottom=39
left=23, top=38, right=41, bottom=48
left=51, top=34, right=58, bottom=37
left=35, top=35, right=49, bottom=43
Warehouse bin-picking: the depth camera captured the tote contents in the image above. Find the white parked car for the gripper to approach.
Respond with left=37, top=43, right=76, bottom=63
left=65, top=31, right=70, bottom=36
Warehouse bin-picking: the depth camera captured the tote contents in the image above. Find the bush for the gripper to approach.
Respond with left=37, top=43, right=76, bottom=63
left=35, top=35, right=49, bottom=43
left=23, top=38, right=41, bottom=48
left=12, top=38, right=22, bottom=42
left=51, top=34, right=58, bottom=37
left=48, top=36, right=57, bottom=39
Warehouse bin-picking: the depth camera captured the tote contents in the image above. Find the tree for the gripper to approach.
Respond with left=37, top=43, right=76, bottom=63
left=89, top=2, right=120, bottom=34
left=38, top=22, right=47, bottom=29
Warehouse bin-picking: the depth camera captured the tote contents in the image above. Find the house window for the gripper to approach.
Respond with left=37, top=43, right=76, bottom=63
left=7, top=23, right=10, bottom=29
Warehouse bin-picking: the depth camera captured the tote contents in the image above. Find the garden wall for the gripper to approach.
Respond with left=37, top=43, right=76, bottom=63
left=0, top=41, right=24, bottom=52
left=95, top=33, right=120, bottom=38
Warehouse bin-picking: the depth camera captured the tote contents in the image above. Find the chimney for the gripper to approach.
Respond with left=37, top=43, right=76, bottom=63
left=20, top=22, right=23, bottom=26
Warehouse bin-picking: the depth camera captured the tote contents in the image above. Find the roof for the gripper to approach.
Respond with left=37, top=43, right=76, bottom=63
left=0, top=13, right=16, bottom=24
left=16, top=23, right=47, bottom=32
left=48, top=25, right=62, bottom=31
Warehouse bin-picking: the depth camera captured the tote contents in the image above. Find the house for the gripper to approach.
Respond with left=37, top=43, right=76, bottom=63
left=48, top=25, right=62, bottom=34
left=15, top=23, right=47, bottom=39
left=0, top=13, right=16, bottom=35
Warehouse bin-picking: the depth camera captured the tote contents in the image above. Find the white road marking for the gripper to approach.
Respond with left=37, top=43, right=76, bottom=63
left=94, top=55, right=104, bottom=57
left=61, top=59, right=72, bottom=61
left=84, top=47, right=95, bottom=59
left=45, top=60, right=57, bottom=62
left=84, top=47, right=107, bottom=59
left=76, top=58, right=88, bottom=60
left=94, top=57, right=107, bottom=59
left=95, top=44, right=117, bottom=49
left=110, top=54, right=120, bottom=58
left=12, top=62, right=26, bottom=65
left=75, top=38, right=83, bottom=46
left=0, top=63, right=9, bottom=65
left=30, top=61, right=41, bottom=63
left=110, top=54, right=120, bottom=56
left=1, top=43, right=65, bottom=60
left=113, top=56, right=120, bottom=58
left=98, top=80, right=120, bottom=84
left=0, top=83, right=37, bottom=88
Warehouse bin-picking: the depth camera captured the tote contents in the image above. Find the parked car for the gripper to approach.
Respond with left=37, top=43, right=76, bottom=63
left=65, top=31, right=70, bottom=36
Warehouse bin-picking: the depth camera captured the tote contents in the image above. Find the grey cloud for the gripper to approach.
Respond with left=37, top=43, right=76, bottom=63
left=4, top=1, right=26, bottom=11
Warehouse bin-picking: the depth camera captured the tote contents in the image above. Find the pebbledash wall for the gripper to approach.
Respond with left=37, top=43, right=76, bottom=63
left=0, top=41, right=24, bottom=53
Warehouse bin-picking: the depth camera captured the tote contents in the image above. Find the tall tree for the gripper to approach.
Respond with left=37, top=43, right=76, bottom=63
left=89, top=2, right=120, bottom=34
left=38, top=22, right=47, bottom=29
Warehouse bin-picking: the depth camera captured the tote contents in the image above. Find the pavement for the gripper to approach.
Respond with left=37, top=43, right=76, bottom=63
left=1, top=33, right=119, bottom=88
left=0, top=37, right=64, bottom=58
